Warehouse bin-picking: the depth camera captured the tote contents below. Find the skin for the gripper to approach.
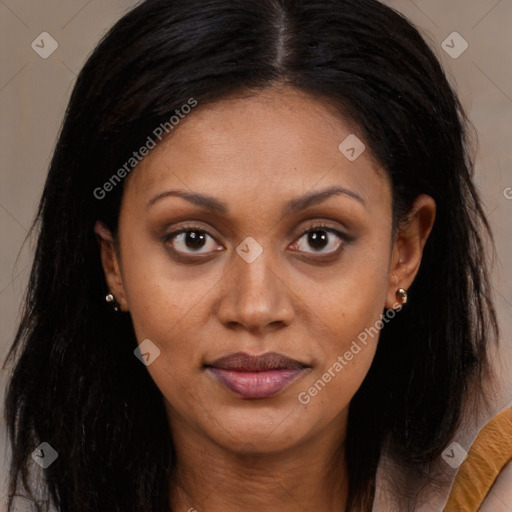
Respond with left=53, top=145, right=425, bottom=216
left=95, top=85, right=436, bottom=512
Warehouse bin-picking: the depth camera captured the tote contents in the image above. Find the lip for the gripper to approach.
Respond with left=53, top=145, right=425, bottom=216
left=205, top=352, right=309, bottom=399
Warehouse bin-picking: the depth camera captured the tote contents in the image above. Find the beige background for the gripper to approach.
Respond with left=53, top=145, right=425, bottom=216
left=0, top=0, right=511, bottom=510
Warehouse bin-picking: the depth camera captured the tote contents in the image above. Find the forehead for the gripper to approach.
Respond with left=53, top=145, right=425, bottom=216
left=122, top=86, right=390, bottom=216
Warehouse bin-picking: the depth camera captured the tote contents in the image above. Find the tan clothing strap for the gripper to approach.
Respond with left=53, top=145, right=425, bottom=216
left=444, top=407, right=512, bottom=511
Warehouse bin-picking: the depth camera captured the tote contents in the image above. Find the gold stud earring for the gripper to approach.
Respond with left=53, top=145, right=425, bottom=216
left=105, top=293, right=119, bottom=312
left=396, top=288, right=408, bottom=305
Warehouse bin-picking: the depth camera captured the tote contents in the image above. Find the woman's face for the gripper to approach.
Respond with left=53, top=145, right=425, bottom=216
left=96, top=86, right=434, bottom=456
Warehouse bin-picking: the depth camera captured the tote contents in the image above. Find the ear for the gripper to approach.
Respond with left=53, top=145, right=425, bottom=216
left=385, top=194, right=436, bottom=309
left=94, top=220, right=129, bottom=312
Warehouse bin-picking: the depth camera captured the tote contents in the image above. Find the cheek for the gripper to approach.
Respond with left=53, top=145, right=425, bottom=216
left=294, top=297, right=384, bottom=425
left=290, top=230, right=391, bottom=342
left=118, top=219, right=213, bottom=336
left=120, top=254, right=218, bottom=411
left=294, top=236, right=391, bottom=410
left=116, top=230, right=230, bottom=401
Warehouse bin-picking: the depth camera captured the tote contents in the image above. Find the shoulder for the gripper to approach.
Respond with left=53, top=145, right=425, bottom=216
left=480, top=459, right=512, bottom=511
left=444, top=407, right=512, bottom=512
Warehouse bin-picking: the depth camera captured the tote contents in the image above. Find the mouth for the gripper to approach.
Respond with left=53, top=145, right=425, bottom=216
left=204, top=352, right=309, bottom=399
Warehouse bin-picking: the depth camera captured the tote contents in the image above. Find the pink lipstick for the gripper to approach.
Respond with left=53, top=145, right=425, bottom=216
left=205, top=352, right=308, bottom=399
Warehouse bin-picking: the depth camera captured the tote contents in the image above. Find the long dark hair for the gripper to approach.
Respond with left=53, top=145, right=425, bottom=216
left=3, top=0, right=499, bottom=510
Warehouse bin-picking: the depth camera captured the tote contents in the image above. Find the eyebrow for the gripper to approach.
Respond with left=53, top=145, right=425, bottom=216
left=145, top=185, right=365, bottom=215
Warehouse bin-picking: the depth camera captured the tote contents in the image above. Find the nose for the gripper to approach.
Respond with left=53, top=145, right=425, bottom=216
left=215, top=244, right=295, bottom=334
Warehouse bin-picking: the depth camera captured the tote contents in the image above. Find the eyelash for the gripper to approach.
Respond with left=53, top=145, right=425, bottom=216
left=163, top=223, right=348, bottom=259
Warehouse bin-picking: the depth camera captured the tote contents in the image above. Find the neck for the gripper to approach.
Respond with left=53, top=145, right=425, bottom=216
left=168, top=413, right=349, bottom=512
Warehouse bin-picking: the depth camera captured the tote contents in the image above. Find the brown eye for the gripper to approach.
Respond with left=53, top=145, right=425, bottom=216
left=307, top=231, right=329, bottom=251
left=183, top=231, right=207, bottom=250
left=165, top=228, right=223, bottom=255
left=290, top=226, right=345, bottom=255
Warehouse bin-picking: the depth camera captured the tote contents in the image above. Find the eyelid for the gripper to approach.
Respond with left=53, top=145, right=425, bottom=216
left=163, top=224, right=219, bottom=243
left=297, top=222, right=346, bottom=237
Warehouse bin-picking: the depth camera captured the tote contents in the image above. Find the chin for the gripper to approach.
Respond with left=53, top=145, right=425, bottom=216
left=206, top=406, right=307, bottom=454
